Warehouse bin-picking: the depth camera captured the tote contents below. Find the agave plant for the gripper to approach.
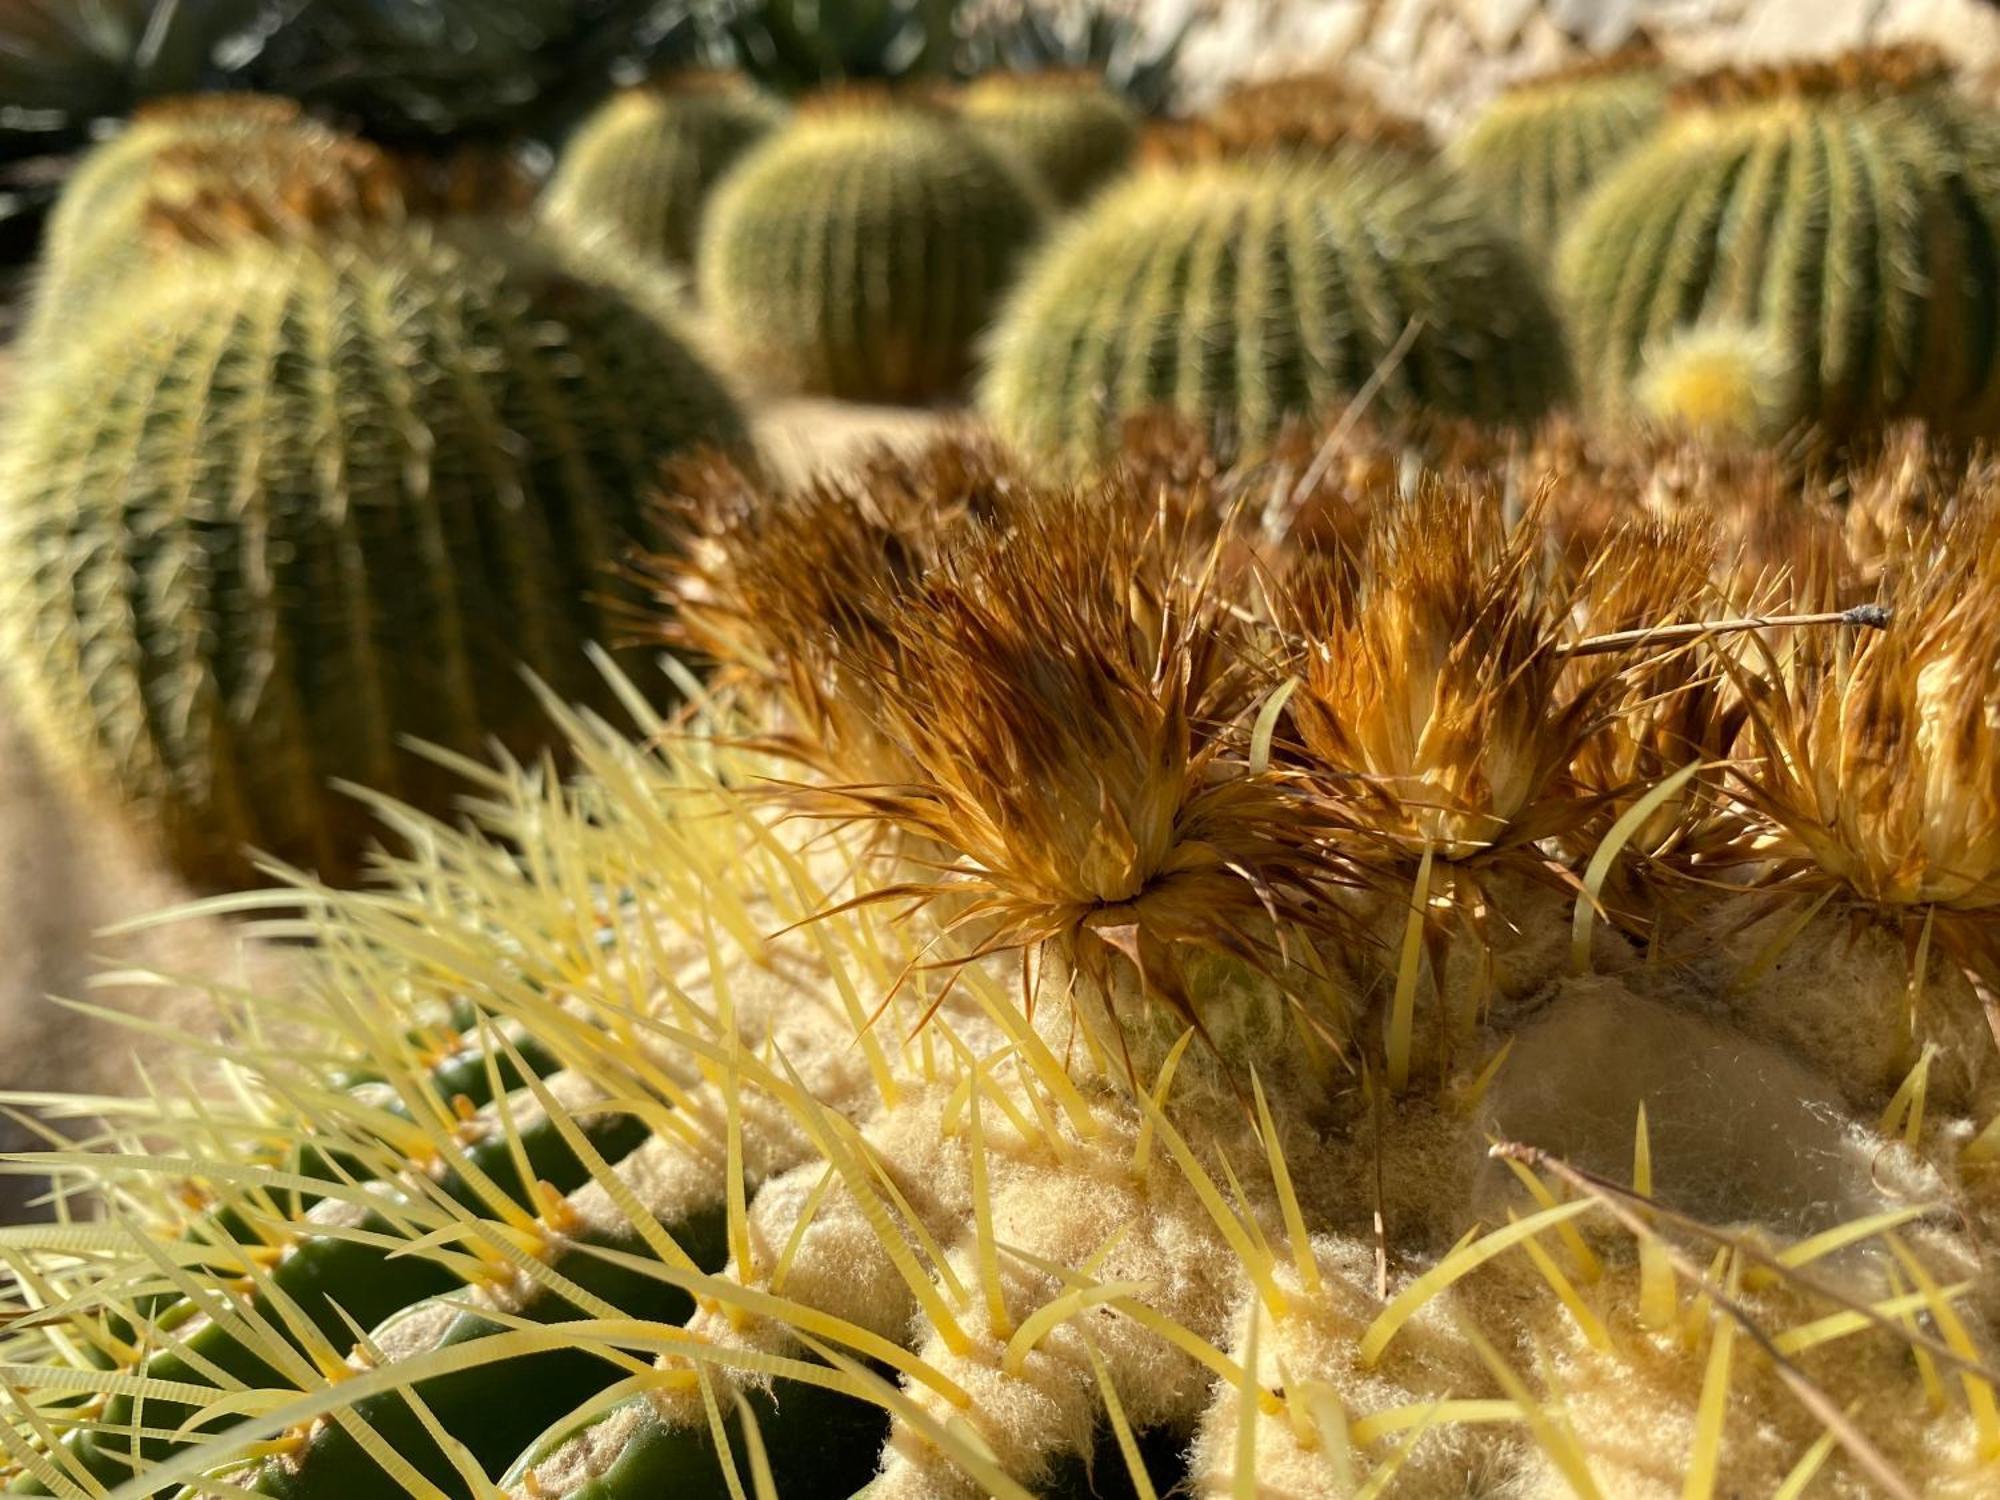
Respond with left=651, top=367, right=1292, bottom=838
left=963, top=0, right=1200, bottom=114
left=708, top=0, right=965, bottom=92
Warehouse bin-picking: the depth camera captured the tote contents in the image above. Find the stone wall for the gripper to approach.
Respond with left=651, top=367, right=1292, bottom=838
left=1144, top=0, right=2000, bottom=126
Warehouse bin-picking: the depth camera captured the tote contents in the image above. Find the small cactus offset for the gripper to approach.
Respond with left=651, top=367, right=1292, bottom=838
left=0, top=431, right=1998, bottom=1498
left=1449, top=51, right=1669, bottom=262
left=1635, top=321, right=1802, bottom=445
left=1558, top=46, right=2000, bottom=441
left=958, top=70, right=1138, bottom=206
left=542, top=71, right=788, bottom=272
left=981, top=149, right=1570, bottom=462
left=0, top=206, right=748, bottom=889
left=698, top=94, right=1047, bottom=403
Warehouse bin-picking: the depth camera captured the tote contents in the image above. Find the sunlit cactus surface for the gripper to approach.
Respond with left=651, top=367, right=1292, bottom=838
left=0, top=418, right=1995, bottom=1500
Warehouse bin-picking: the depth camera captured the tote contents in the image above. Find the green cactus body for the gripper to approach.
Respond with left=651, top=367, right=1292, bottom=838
left=959, top=71, right=1138, bottom=207
left=543, top=76, right=788, bottom=272
left=26, top=97, right=375, bottom=346
left=0, top=224, right=747, bottom=888
left=1557, top=55, right=2000, bottom=439
left=1449, top=60, right=1668, bottom=262
left=981, top=155, right=1572, bottom=463
left=697, top=102, right=1046, bottom=403
left=39, top=95, right=310, bottom=267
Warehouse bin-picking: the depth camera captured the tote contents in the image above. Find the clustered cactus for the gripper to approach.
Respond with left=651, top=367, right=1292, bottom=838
left=1449, top=50, right=1668, bottom=261
left=6, top=39, right=2000, bottom=1500
left=981, top=142, right=1570, bottom=462
left=23, top=95, right=384, bottom=344
left=1559, top=47, right=2000, bottom=439
left=699, top=94, right=1047, bottom=403
left=542, top=72, right=788, bottom=273
left=1, top=422, right=1997, bottom=1498
left=957, top=69, right=1138, bottom=206
left=1, top=142, right=747, bottom=889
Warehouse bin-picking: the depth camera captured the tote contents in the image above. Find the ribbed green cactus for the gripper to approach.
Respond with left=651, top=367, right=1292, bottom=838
left=1449, top=53, right=1668, bottom=262
left=981, top=153, right=1571, bottom=462
left=697, top=98, right=1046, bottom=402
left=958, top=70, right=1137, bottom=206
left=1558, top=48, right=2000, bottom=439
left=542, top=72, right=787, bottom=272
left=27, top=95, right=371, bottom=342
left=0, top=220, right=748, bottom=888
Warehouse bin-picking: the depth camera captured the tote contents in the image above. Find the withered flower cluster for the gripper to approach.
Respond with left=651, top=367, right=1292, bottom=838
left=645, top=415, right=2000, bottom=1056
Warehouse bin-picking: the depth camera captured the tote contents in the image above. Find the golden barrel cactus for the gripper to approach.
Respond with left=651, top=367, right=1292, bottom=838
left=0, top=432, right=1996, bottom=1498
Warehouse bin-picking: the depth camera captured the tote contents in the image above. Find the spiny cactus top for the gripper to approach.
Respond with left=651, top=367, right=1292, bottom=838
left=542, top=71, right=788, bottom=273
left=697, top=95, right=1047, bottom=403
left=25, top=94, right=377, bottom=344
left=981, top=150, right=1571, bottom=463
left=958, top=69, right=1139, bottom=206
left=2, top=428, right=1998, bottom=1499
left=1203, top=71, right=1437, bottom=161
left=0, top=210, right=748, bottom=890
left=1449, top=50, right=1669, bottom=262
left=1558, top=46, right=2000, bottom=442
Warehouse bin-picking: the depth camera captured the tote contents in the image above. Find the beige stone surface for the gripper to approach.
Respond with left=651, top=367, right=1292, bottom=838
left=1151, top=0, right=2000, bottom=126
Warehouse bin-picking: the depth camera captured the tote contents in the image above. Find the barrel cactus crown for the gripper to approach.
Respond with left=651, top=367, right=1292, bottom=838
left=1450, top=50, right=1669, bottom=261
left=1205, top=72, right=1436, bottom=161
left=697, top=94, right=1047, bottom=403
left=959, top=70, right=1138, bottom=206
left=981, top=151, right=1571, bottom=463
left=26, top=94, right=383, bottom=343
left=1, top=433, right=1997, bottom=1499
left=542, top=72, right=787, bottom=272
left=0, top=208, right=748, bottom=889
left=1558, top=46, right=2000, bottom=441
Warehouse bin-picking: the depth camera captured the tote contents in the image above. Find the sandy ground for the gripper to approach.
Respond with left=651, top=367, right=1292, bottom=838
left=0, top=357, right=943, bottom=1221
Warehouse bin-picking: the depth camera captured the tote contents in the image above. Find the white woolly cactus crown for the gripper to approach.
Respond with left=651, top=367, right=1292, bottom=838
left=0, top=434, right=1998, bottom=1500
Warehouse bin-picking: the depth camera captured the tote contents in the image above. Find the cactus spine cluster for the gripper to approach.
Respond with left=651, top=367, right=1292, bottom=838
left=4, top=425, right=1998, bottom=1499
left=1450, top=54, right=1669, bottom=261
left=981, top=152, right=1570, bottom=462
left=0, top=218, right=747, bottom=888
left=958, top=70, right=1138, bottom=206
left=542, top=73, right=788, bottom=272
left=698, top=98, right=1047, bottom=403
left=1558, top=48, right=2000, bottom=440
left=25, top=95, right=384, bottom=345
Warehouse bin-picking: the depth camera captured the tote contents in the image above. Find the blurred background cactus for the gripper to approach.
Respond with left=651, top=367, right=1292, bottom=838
left=1449, top=48, right=1669, bottom=261
left=0, top=187, right=746, bottom=888
left=543, top=71, right=786, bottom=271
left=700, top=96, right=1045, bottom=401
left=958, top=69, right=1136, bottom=205
left=982, top=146, right=1569, bottom=462
left=1559, top=47, right=2000, bottom=443
left=23, top=97, right=395, bottom=347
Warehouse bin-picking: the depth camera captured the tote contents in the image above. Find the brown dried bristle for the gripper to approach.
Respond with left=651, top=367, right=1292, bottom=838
left=129, top=92, right=304, bottom=129
left=1151, top=74, right=1435, bottom=166
left=1499, top=40, right=1665, bottom=96
left=795, top=82, right=959, bottom=119
left=1279, top=481, right=1606, bottom=865
left=787, top=478, right=1345, bottom=1043
left=142, top=133, right=407, bottom=250
left=963, top=67, right=1117, bottom=100
left=1560, top=515, right=1746, bottom=876
left=1726, top=501, right=2000, bottom=983
left=142, top=139, right=534, bottom=251
left=644, top=438, right=1024, bottom=782
left=1669, top=43, right=1953, bottom=112
left=635, top=67, right=762, bottom=98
